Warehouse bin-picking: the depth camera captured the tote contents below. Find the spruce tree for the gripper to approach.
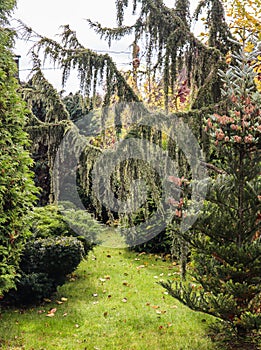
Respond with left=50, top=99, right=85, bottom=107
left=0, top=0, right=37, bottom=295
left=161, top=48, right=261, bottom=337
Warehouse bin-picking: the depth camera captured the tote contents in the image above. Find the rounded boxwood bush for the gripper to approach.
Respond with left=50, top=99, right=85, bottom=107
left=7, top=236, right=84, bottom=304
left=21, top=236, right=85, bottom=283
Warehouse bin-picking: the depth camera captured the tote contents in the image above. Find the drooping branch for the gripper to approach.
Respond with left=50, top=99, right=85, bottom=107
left=194, top=0, right=237, bottom=54
left=21, top=56, right=70, bottom=123
left=18, top=22, right=140, bottom=108
left=87, top=0, right=238, bottom=110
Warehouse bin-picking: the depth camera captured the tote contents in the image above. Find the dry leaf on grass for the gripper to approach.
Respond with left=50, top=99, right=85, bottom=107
left=46, top=308, right=57, bottom=317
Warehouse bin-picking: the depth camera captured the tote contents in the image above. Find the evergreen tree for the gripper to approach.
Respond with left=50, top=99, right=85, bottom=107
left=161, top=48, right=261, bottom=337
left=0, top=0, right=37, bottom=295
left=16, top=0, right=237, bottom=221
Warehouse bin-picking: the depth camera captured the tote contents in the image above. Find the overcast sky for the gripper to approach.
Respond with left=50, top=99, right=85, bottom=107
left=12, top=0, right=200, bottom=93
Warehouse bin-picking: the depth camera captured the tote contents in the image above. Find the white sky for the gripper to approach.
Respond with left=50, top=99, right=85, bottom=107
left=12, top=0, right=200, bottom=93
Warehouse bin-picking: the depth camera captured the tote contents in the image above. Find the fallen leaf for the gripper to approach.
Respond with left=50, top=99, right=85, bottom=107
left=151, top=305, right=160, bottom=309
left=56, top=301, right=63, bottom=305
left=63, top=313, right=68, bottom=317
left=170, top=305, right=178, bottom=309
left=156, top=310, right=166, bottom=314
left=61, top=297, right=68, bottom=302
left=46, top=308, right=57, bottom=317
left=37, top=310, right=45, bottom=314
left=43, top=298, right=52, bottom=303
left=93, top=293, right=98, bottom=297
left=122, top=298, right=128, bottom=303
left=137, top=265, right=145, bottom=270
left=48, top=308, right=57, bottom=314
left=104, top=275, right=111, bottom=280
left=122, top=281, right=129, bottom=286
left=103, top=312, right=108, bottom=317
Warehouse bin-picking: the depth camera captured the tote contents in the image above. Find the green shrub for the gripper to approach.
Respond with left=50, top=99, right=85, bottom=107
left=29, top=203, right=102, bottom=255
left=4, top=204, right=104, bottom=304
left=8, top=236, right=84, bottom=304
left=21, top=236, right=84, bottom=281
left=8, top=272, right=54, bottom=304
left=29, top=205, right=71, bottom=238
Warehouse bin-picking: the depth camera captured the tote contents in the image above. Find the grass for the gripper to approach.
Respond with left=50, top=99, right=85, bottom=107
left=0, top=245, right=219, bottom=350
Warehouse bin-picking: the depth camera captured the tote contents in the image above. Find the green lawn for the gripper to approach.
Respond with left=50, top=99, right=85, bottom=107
left=0, top=246, right=218, bottom=350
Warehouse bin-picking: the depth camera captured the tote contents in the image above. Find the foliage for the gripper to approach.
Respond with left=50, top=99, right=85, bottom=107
left=224, top=0, right=261, bottom=42
left=130, top=228, right=173, bottom=254
left=194, top=0, right=234, bottom=53
left=29, top=205, right=71, bottom=237
left=22, top=58, right=70, bottom=123
left=29, top=203, right=101, bottom=255
left=223, top=0, right=261, bottom=91
left=17, top=0, right=238, bottom=112
left=0, top=0, right=37, bottom=296
left=4, top=202, right=103, bottom=304
left=62, top=91, right=102, bottom=122
left=160, top=49, right=261, bottom=337
left=7, top=236, right=84, bottom=304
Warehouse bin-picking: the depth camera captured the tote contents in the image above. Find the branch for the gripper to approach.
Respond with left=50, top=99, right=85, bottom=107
left=200, top=161, right=227, bottom=174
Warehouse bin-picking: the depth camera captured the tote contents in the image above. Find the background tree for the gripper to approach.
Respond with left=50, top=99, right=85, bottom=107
left=0, top=0, right=37, bottom=296
left=223, top=0, right=261, bottom=91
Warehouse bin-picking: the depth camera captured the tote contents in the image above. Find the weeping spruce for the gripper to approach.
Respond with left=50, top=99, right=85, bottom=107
left=0, top=0, right=37, bottom=296
left=20, top=0, right=236, bottom=218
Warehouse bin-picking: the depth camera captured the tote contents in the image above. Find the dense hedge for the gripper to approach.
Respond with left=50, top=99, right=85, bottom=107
left=0, top=0, right=38, bottom=296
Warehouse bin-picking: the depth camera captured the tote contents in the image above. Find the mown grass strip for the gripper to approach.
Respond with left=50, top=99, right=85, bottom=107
left=0, top=246, right=217, bottom=350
